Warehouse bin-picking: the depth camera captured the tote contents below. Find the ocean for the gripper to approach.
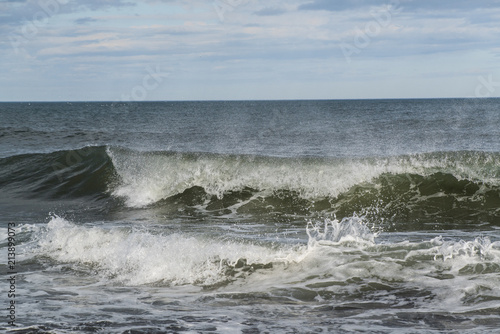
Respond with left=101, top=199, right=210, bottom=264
left=1, top=99, right=500, bottom=333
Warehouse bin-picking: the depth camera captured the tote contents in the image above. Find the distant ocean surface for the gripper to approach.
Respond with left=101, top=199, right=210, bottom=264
left=1, top=99, right=500, bottom=333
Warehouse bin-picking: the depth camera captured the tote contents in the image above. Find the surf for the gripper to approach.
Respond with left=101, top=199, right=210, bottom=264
left=1, top=146, right=499, bottom=227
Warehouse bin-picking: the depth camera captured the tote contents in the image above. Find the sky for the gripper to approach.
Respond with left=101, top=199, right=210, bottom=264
left=1, top=0, right=500, bottom=101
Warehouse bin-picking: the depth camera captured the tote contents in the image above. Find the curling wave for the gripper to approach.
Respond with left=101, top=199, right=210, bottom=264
left=1, top=147, right=499, bottom=226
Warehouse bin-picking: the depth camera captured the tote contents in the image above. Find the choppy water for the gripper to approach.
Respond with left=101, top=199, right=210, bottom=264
left=1, top=99, right=500, bottom=333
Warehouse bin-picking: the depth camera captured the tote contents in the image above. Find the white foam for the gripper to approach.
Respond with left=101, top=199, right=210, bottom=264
left=21, top=215, right=500, bottom=316
left=31, top=216, right=300, bottom=286
left=28, top=216, right=380, bottom=288
left=107, top=148, right=500, bottom=208
left=432, top=236, right=495, bottom=261
left=235, top=218, right=500, bottom=314
left=108, top=148, right=488, bottom=207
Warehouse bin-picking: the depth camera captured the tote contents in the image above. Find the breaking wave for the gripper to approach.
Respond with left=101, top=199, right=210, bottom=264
left=1, top=146, right=499, bottom=226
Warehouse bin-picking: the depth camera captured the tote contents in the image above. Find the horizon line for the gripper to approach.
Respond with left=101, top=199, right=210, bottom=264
left=1, top=96, right=498, bottom=103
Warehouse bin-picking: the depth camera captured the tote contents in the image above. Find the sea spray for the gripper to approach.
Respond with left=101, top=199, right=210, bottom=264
left=33, top=216, right=296, bottom=286
left=306, top=216, right=378, bottom=247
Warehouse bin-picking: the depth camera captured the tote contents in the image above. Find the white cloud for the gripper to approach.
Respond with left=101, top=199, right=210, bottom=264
left=1, top=0, right=499, bottom=101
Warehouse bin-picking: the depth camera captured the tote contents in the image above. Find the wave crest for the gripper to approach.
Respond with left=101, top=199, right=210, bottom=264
left=108, top=148, right=500, bottom=208
left=1, top=147, right=499, bottom=226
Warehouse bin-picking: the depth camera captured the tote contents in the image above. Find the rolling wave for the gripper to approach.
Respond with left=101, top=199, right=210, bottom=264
left=1, top=146, right=499, bottom=226
left=0, top=146, right=113, bottom=199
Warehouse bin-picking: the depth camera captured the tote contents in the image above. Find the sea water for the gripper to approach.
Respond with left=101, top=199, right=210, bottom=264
left=1, top=99, right=500, bottom=333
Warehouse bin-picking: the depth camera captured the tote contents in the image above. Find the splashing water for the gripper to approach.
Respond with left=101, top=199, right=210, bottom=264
left=306, top=216, right=378, bottom=247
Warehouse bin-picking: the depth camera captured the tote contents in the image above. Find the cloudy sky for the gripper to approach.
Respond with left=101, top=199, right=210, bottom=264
left=1, top=0, right=500, bottom=101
